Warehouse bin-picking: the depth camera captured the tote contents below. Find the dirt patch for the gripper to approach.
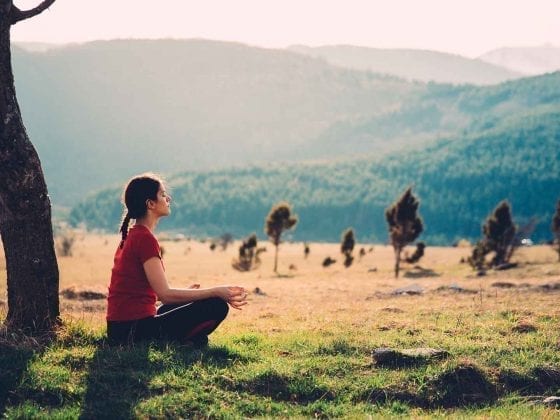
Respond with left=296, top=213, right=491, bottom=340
left=534, top=282, right=560, bottom=292
left=403, top=267, right=440, bottom=278
left=491, top=282, right=517, bottom=288
left=427, top=363, right=496, bottom=407
left=60, top=287, right=106, bottom=301
left=380, top=306, right=404, bottom=313
left=512, top=322, right=537, bottom=333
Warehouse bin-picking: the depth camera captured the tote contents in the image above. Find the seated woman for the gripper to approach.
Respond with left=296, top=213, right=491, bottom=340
left=106, top=173, right=247, bottom=345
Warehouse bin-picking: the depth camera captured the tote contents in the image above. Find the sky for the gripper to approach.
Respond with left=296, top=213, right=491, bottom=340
left=10, top=0, right=560, bottom=58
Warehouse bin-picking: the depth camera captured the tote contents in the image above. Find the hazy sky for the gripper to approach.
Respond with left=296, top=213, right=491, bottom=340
left=10, top=0, right=560, bottom=58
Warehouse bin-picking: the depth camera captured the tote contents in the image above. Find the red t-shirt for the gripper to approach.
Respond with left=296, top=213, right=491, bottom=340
left=106, top=225, right=163, bottom=321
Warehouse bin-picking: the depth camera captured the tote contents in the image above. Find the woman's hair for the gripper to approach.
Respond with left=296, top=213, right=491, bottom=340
left=119, top=173, right=163, bottom=247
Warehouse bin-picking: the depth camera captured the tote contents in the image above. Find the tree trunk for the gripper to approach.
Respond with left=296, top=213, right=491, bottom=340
left=0, top=9, right=60, bottom=332
left=394, top=246, right=401, bottom=278
left=273, top=244, right=278, bottom=273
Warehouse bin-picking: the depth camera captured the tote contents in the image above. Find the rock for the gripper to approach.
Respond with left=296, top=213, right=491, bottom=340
left=391, top=284, right=424, bottom=296
left=60, top=287, right=106, bottom=300
left=435, top=284, right=477, bottom=294
left=253, top=287, right=267, bottom=296
left=372, top=347, right=449, bottom=367
left=543, top=396, right=560, bottom=406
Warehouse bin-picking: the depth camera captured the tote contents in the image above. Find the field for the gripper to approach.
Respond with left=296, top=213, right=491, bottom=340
left=1, top=234, right=560, bottom=418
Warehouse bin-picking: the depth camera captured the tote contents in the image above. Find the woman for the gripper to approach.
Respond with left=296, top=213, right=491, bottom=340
left=106, top=173, right=247, bottom=345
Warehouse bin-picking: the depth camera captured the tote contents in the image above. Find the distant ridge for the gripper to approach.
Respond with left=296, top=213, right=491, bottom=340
left=288, top=44, right=522, bottom=85
left=14, top=41, right=63, bottom=52
left=478, top=45, right=560, bottom=75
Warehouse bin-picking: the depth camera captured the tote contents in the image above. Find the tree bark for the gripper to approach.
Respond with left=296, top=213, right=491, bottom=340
left=0, top=3, right=59, bottom=332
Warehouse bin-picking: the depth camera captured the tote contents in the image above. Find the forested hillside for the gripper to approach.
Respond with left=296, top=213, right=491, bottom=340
left=13, top=39, right=560, bottom=208
left=70, top=107, right=560, bottom=245
left=13, top=39, right=424, bottom=205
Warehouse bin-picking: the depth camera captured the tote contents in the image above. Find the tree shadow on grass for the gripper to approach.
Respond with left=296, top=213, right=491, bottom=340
left=227, top=369, right=335, bottom=403
left=80, top=340, right=247, bottom=419
left=0, top=340, right=38, bottom=415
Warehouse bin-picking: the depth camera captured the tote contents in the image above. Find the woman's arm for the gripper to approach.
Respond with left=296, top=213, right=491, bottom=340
left=143, top=257, right=247, bottom=308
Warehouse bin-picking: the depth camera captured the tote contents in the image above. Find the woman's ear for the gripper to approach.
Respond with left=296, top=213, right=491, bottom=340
left=146, top=199, right=155, bottom=210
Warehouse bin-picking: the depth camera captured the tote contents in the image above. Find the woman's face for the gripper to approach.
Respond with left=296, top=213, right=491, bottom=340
left=150, top=185, right=171, bottom=217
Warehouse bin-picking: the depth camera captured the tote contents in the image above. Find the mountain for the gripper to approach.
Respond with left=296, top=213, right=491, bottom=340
left=11, top=39, right=560, bottom=212
left=288, top=45, right=522, bottom=85
left=14, top=42, right=62, bottom=52
left=70, top=101, right=560, bottom=245
left=297, top=71, right=560, bottom=159
left=12, top=39, right=425, bottom=206
left=479, top=45, right=560, bottom=75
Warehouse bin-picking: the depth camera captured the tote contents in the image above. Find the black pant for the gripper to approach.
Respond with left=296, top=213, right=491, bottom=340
left=107, top=298, right=229, bottom=345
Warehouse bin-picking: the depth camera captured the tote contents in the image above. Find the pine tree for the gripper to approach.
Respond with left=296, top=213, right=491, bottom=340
left=552, top=199, right=560, bottom=262
left=483, top=200, right=516, bottom=267
left=385, top=187, right=423, bottom=278
left=340, top=228, right=355, bottom=268
left=265, top=202, right=298, bottom=272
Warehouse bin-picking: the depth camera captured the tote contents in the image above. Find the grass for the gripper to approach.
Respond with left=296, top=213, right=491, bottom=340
left=1, top=240, right=560, bottom=417
left=1, top=310, right=559, bottom=419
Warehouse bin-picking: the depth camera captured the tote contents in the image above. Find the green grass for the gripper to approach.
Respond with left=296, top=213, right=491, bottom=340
left=1, top=314, right=559, bottom=419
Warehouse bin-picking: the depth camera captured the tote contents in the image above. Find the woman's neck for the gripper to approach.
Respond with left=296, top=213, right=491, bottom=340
left=135, top=215, right=159, bottom=232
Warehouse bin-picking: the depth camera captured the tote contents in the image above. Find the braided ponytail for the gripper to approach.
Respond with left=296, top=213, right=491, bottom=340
left=119, top=212, right=131, bottom=248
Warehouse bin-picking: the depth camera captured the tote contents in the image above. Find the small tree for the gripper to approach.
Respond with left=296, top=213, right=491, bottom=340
left=219, top=233, right=234, bottom=250
left=385, top=187, right=423, bottom=278
left=340, top=228, right=355, bottom=268
left=232, top=234, right=259, bottom=272
left=552, top=199, right=560, bottom=261
left=55, top=230, right=76, bottom=257
left=483, top=200, right=516, bottom=267
left=265, top=202, right=298, bottom=272
left=468, top=241, right=490, bottom=271
left=359, top=247, right=366, bottom=260
left=304, top=243, right=310, bottom=259
left=322, top=256, right=336, bottom=267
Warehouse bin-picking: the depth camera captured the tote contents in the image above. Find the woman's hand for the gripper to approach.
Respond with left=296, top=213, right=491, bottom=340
left=215, top=286, right=248, bottom=310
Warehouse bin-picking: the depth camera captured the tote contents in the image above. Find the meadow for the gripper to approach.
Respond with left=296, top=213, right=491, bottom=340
left=1, top=234, right=560, bottom=418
